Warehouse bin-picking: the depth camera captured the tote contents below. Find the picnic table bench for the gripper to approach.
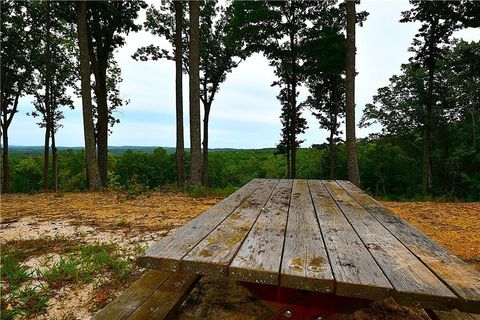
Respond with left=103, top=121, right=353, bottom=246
left=94, top=179, right=480, bottom=320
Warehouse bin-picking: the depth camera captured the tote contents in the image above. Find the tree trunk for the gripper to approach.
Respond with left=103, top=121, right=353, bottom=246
left=422, top=63, right=434, bottom=195
left=202, top=104, right=210, bottom=186
left=329, top=79, right=339, bottom=180
left=51, top=92, right=58, bottom=192
left=43, top=1, right=52, bottom=191
left=43, top=124, right=50, bottom=190
left=51, top=122, right=58, bottom=192
left=94, top=63, right=109, bottom=187
left=0, top=91, right=19, bottom=194
left=346, top=0, right=361, bottom=186
left=175, top=1, right=185, bottom=189
left=1, top=127, right=11, bottom=193
left=328, top=129, right=335, bottom=179
left=77, top=0, right=101, bottom=191
left=188, top=1, right=202, bottom=187
left=289, top=4, right=297, bottom=180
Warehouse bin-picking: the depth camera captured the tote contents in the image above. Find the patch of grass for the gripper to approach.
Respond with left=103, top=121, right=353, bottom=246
left=80, top=243, right=132, bottom=280
left=41, top=243, right=133, bottom=287
left=0, top=249, right=30, bottom=289
left=41, top=256, right=92, bottom=286
left=1, top=284, right=50, bottom=320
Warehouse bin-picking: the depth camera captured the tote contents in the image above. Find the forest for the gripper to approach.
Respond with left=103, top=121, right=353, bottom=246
left=1, top=0, right=479, bottom=201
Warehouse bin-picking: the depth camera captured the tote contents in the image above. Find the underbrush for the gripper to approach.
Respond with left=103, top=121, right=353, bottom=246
left=0, top=239, right=142, bottom=319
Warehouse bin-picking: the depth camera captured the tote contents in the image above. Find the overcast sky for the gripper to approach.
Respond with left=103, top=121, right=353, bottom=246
left=10, top=0, right=480, bottom=148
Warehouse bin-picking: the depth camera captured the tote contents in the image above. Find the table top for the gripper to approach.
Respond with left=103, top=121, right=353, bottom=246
left=139, top=179, right=480, bottom=313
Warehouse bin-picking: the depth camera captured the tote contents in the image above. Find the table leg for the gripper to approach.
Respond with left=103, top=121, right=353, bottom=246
left=240, top=282, right=370, bottom=320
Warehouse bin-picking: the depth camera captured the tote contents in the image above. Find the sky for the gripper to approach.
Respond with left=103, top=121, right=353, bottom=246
left=9, top=0, right=480, bottom=148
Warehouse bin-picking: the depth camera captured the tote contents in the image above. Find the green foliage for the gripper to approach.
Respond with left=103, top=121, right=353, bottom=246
left=1, top=284, right=50, bottom=319
left=0, top=250, right=30, bottom=289
left=12, top=158, right=43, bottom=193
left=41, top=243, right=132, bottom=286
left=6, top=140, right=480, bottom=200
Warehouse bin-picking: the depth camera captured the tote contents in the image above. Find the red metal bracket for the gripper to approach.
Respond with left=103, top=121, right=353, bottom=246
left=241, top=282, right=370, bottom=320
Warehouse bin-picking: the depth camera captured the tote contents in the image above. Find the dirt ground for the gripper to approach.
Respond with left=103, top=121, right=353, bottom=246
left=1, top=191, right=479, bottom=319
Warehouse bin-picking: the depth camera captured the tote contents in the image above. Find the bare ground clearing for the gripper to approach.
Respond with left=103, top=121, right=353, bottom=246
left=1, top=191, right=479, bottom=319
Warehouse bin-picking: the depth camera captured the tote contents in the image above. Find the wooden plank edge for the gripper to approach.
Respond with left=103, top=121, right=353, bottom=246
left=229, top=266, right=279, bottom=286
left=127, top=271, right=201, bottom=320
left=426, top=308, right=480, bottom=320
left=137, top=255, right=179, bottom=272
left=180, top=259, right=229, bottom=277
left=92, top=269, right=173, bottom=320
left=335, top=280, right=393, bottom=301
left=279, top=272, right=334, bottom=294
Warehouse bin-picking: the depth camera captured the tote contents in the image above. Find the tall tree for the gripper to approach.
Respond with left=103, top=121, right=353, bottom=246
left=134, top=1, right=248, bottom=186
left=302, top=9, right=348, bottom=179
left=345, top=0, right=360, bottom=186
left=85, top=1, right=146, bottom=186
left=29, top=2, right=77, bottom=192
left=43, top=0, right=52, bottom=191
left=189, top=1, right=202, bottom=186
left=77, top=0, right=101, bottom=191
left=401, top=1, right=457, bottom=195
left=174, top=1, right=185, bottom=189
left=1, top=1, right=40, bottom=193
left=231, top=1, right=349, bottom=178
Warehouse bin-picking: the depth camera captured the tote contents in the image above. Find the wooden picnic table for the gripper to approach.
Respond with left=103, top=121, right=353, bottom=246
left=139, top=179, right=480, bottom=319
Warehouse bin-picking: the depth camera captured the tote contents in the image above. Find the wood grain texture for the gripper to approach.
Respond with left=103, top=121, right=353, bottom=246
left=138, top=179, right=263, bottom=270
left=127, top=271, right=200, bottom=320
left=308, top=180, right=392, bottom=300
left=229, top=179, right=292, bottom=285
left=323, top=180, right=457, bottom=309
left=280, top=179, right=334, bottom=293
left=338, top=179, right=480, bottom=313
left=428, top=309, right=479, bottom=320
left=181, top=179, right=279, bottom=276
left=92, top=270, right=172, bottom=320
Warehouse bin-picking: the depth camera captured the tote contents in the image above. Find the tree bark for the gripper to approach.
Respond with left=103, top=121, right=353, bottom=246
left=188, top=1, right=202, bottom=187
left=202, top=103, right=210, bottom=186
left=289, top=4, right=297, bottom=180
left=94, top=62, right=109, bottom=187
left=328, top=128, right=335, bottom=179
left=43, top=122, right=50, bottom=190
left=51, top=121, right=58, bottom=192
left=346, top=0, right=361, bottom=186
left=43, top=1, right=52, bottom=191
left=51, top=91, right=58, bottom=192
left=1, top=91, right=20, bottom=194
left=1, top=126, right=11, bottom=193
left=77, top=0, right=101, bottom=191
left=422, top=59, right=434, bottom=196
left=175, top=1, right=185, bottom=189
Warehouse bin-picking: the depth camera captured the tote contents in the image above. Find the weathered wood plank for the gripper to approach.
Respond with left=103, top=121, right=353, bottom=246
left=127, top=271, right=200, bottom=320
left=338, top=180, right=480, bottom=313
left=308, top=180, right=392, bottom=300
left=138, top=179, right=263, bottom=270
left=181, top=179, right=279, bottom=276
left=427, top=309, right=479, bottom=320
left=280, top=179, right=334, bottom=293
left=229, top=179, right=292, bottom=285
left=92, top=270, right=172, bottom=320
left=323, top=180, right=457, bottom=309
